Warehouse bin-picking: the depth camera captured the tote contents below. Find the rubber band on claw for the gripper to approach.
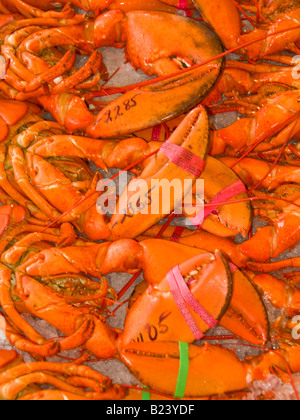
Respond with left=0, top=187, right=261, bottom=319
left=167, top=265, right=218, bottom=340
left=160, top=142, right=206, bottom=178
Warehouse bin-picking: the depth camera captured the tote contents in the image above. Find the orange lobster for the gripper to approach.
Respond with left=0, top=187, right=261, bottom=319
left=0, top=228, right=299, bottom=399
left=237, top=5, right=300, bottom=59
left=0, top=104, right=211, bottom=240
left=0, top=7, right=224, bottom=136
left=0, top=96, right=160, bottom=232
left=0, top=218, right=268, bottom=349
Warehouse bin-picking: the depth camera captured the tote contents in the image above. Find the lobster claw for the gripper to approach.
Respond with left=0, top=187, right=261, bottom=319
left=131, top=239, right=269, bottom=345
left=0, top=349, right=20, bottom=370
left=120, top=251, right=232, bottom=346
left=108, top=106, right=210, bottom=240
left=0, top=100, right=29, bottom=142
left=87, top=64, right=222, bottom=138
left=87, top=11, right=224, bottom=138
left=119, top=341, right=247, bottom=398
left=193, top=0, right=242, bottom=50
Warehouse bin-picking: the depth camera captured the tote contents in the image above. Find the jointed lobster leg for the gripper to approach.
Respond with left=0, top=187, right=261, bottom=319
left=239, top=198, right=300, bottom=262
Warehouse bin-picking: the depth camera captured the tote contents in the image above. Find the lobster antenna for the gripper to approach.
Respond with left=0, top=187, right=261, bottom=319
left=253, top=0, right=261, bottom=24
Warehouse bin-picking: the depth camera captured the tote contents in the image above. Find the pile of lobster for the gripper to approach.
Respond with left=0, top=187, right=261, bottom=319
left=0, top=0, right=299, bottom=400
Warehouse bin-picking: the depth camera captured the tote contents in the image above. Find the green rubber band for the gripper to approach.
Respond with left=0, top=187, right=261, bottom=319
left=174, top=341, right=189, bottom=399
left=142, top=385, right=151, bottom=400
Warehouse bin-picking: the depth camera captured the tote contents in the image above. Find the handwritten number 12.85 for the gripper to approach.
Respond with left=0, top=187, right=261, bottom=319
left=104, top=98, right=137, bottom=124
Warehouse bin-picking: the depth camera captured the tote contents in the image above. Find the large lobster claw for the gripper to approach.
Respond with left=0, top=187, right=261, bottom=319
left=108, top=106, right=210, bottom=240
left=119, top=341, right=247, bottom=398
left=87, top=11, right=224, bottom=138
left=120, top=251, right=232, bottom=346
left=130, top=239, right=269, bottom=345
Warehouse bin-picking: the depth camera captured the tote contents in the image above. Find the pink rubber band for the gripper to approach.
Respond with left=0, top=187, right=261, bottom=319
left=167, top=265, right=218, bottom=339
left=160, top=142, right=205, bottom=178
left=167, top=267, right=204, bottom=340
left=229, top=263, right=238, bottom=273
left=172, top=265, right=218, bottom=329
left=151, top=125, right=162, bottom=141
left=191, top=180, right=246, bottom=227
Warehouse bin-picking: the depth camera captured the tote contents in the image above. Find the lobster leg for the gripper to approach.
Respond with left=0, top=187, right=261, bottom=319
left=220, top=157, right=300, bottom=191
left=0, top=264, right=45, bottom=344
left=238, top=8, right=300, bottom=60
left=212, top=90, right=300, bottom=154
left=248, top=258, right=300, bottom=273
left=119, top=341, right=248, bottom=398
left=2, top=318, right=61, bottom=358
left=1, top=10, right=224, bottom=136
left=239, top=199, right=300, bottom=262
left=250, top=273, right=300, bottom=318
left=1, top=223, right=76, bottom=266
left=27, top=135, right=161, bottom=172
left=0, top=349, right=20, bottom=371
left=14, top=274, right=119, bottom=358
